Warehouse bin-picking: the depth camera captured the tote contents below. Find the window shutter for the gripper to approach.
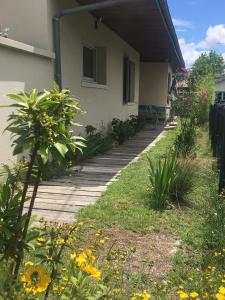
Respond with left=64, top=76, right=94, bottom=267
left=129, top=61, right=135, bottom=102
left=123, top=56, right=129, bottom=103
left=96, top=47, right=107, bottom=85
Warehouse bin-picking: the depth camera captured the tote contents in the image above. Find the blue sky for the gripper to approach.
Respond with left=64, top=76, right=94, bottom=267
left=168, top=0, right=225, bottom=67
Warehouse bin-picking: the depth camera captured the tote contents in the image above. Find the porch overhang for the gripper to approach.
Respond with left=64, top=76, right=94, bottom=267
left=76, top=0, right=185, bottom=70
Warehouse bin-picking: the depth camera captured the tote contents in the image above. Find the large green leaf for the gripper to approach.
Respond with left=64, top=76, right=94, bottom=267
left=54, top=142, right=68, bottom=158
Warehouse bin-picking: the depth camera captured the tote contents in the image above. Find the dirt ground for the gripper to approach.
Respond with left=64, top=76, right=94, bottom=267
left=98, top=226, right=180, bottom=281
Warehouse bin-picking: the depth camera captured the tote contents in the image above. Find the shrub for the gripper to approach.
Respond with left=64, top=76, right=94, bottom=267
left=75, top=125, right=114, bottom=161
left=112, top=115, right=146, bottom=144
left=147, top=154, right=177, bottom=210
left=174, top=119, right=196, bottom=157
left=1, top=84, right=85, bottom=277
left=170, top=159, right=195, bottom=203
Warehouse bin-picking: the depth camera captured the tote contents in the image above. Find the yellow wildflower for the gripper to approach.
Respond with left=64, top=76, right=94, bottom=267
left=219, top=287, right=225, bottom=295
left=216, top=293, right=225, bottom=300
left=83, top=264, right=101, bottom=280
left=76, top=252, right=87, bottom=267
left=66, top=237, right=75, bottom=246
left=55, top=238, right=65, bottom=245
left=99, top=239, right=106, bottom=245
left=21, top=265, right=51, bottom=294
left=36, top=237, right=45, bottom=245
left=190, top=292, right=199, bottom=298
left=131, top=290, right=150, bottom=300
left=177, top=291, right=189, bottom=299
left=25, top=261, right=34, bottom=267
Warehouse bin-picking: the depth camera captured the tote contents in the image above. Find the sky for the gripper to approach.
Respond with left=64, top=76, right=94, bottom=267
left=168, top=0, right=225, bottom=67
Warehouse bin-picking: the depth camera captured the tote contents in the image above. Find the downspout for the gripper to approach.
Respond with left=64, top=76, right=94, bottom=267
left=154, top=0, right=185, bottom=68
left=53, top=0, right=137, bottom=89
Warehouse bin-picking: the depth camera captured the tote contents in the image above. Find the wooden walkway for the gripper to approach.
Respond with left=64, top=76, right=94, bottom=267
left=26, top=125, right=164, bottom=223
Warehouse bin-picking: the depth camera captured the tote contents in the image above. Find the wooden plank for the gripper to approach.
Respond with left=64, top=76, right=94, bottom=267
left=24, top=202, right=92, bottom=212
left=29, top=188, right=102, bottom=196
left=29, top=193, right=99, bottom=201
left=26, top=197, right=96, bottom=206
left=27, top=209, right=76, bottom=223
left=30, top=185, right=107, bottom=192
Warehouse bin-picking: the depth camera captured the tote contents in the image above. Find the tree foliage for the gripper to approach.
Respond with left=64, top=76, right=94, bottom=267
left=188, top=50, right=225, bottom=90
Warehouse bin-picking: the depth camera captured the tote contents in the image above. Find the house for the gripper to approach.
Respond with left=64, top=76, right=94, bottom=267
left=0, top=0, right=184, bottom=164
left=215, top=76, right=225, bottom=102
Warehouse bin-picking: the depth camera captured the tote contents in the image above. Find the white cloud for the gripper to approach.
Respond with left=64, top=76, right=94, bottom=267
left=178, top=24, right=225, bottom=67
left=198, top=24, right=225, bottom=48
left=178, top=38, right=204, bottom=66
left=172, top=18, right=193, bottom=29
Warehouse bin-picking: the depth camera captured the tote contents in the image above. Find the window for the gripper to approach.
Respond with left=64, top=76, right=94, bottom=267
left=83, top=46, right=96, bottom=81
left=123, top=56, right=135, bottom=103
left=83, top=45, right=107, bottom=85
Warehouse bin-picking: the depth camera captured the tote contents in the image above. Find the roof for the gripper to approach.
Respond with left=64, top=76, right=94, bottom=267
left=76, top=0, right=185, bottom=70
left=176, top=80, right=188, bottom=89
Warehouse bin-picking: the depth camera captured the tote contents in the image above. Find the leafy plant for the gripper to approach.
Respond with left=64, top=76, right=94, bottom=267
left=1, top=84, right=85, bottom=276
left=174, top=119, right=196, bottom=158
left=147, top=154, right=177, bottom=210
left=112, top=115, right=145, bottom=144
left=170, top=159, right=195, bottom=203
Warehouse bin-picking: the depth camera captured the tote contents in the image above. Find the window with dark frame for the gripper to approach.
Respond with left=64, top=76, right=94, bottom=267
left=123, top=56, right=135, bottom=104
left=83, top=46, right=96, bottom=81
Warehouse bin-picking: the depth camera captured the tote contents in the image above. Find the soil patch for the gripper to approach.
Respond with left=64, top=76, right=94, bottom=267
left=99, top=226, right=180, bottom=281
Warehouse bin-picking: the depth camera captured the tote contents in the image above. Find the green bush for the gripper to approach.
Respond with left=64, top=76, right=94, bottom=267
left=170, top=159, right=195, bottom=203
left=174, top=119, right=196, bottom=157
left=112, top=115, right=146, bottom=144
left=75, top=125, right=114, bottom=161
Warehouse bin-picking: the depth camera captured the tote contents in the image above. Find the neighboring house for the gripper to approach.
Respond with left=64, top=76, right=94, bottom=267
left=0, top=0, right=184, bottom=164
left=176, top=80, right=189, bottom=98
left=215, top=76, right=225, bottom=102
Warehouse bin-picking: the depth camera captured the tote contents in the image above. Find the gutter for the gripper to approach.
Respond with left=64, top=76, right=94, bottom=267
left=154, top=0, right=185, bottom=69
left=53, top=0, right=137, bottom=89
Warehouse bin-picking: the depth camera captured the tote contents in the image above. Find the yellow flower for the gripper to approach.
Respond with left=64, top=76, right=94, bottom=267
left=36, top=237, right=45, bottom=245
left=131, top=290, right=150, bottom=300
left=25, top=261, right=34, bottom=267
left=216, top=293, right=225, bottom=300
left=86, top=249, right=96, bottom=264
left=55, top=238, right=65, bottom=245
left=76, top=252, right=87, bottom=267
left=190, top=292, right=199, bottom=298
left=66, top=237, right=75, bottom=246
left=83, top=264, right=101, bottom=280
left=219, top=287, right=225, bottom=295
left=177, top=291, right=189, bottom=299
left=21, top=265, right=51, bottom=294
left=99, top=239, right=106, bottom=245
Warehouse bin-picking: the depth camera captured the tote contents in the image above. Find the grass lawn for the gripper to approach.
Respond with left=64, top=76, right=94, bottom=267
left=75, top=126, right=225, bottom=298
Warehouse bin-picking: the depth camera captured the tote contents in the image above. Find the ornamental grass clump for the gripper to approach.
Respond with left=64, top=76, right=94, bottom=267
left=147, top=154, right=177, bottom=210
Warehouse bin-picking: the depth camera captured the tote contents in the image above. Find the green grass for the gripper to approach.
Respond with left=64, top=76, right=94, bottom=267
left=78, top=128, right=216, bottom=241
left=77, top=126, right=224, bottom=294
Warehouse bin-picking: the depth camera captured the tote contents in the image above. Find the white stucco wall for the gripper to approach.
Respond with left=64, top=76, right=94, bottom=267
left=215, top=80, right=225, bottom=92
left=139, top=62, right=170, bottom=107
left=0, top=43, right=53, bottom=165
left=48, top=0, right=140, bottom=130
left=0, top=0, right=50, bottom=50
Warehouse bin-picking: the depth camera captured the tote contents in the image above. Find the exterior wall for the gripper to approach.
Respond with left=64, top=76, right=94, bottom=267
left=215, top=80, right=225, bottom=92
left=0, top=0, right=50, bottom=50
left=0, top=42, right=54, bottom=165
left=48, top=0, right=140, bottom=130
left=139, top=62, right=170, bottom=107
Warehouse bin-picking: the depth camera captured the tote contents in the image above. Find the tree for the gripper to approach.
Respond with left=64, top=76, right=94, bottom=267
left=188, top=51, right=225, bottom=90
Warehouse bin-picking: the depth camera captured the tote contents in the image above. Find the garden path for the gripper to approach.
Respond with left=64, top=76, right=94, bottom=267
left=26, top=125, right=166, bottom=223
